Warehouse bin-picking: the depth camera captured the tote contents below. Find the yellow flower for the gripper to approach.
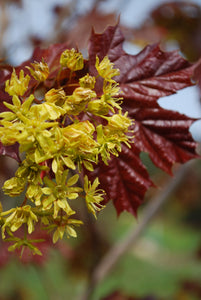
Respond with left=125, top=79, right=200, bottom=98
left=2, top=94, right=34, bottom=119
left=96, top=56, right=120, bottom=81
left=41, top=170, right=82, bottom=218
left=1, top=205, right=38, bottom=238
left=27, top=59, right=49, bottom=81
left=30, top=102, right=65, bottom=120
left=106, top=111, right=133, bottom=133
left=87, top=99, right=109, bottom=115
left=62, top=121, right=99, bottom=163
left=84, top=176, right=105, bottom=218
left=5, top=69, right=30, bottom=96
left=0, top=50, right=135, bottom=251
left=60, top=48, right=84, bottom=71
left=45, top=88, right=66, bottom=104
left=79, top=74, right=96, bottom=89
left=0, top=120, right=20, bottom=145
left=70, top=87, right=96, bottom=104
left=3, top=176, right=26, bottom=197
left=26, top=184, right=43, bottom=205
left=101, top=82, right=122, bottom=111
left=63, top=87, right=96, bottom=115
left=96, top=111, right=133, bottom=164
left=52, top=216, right=83, bottom=243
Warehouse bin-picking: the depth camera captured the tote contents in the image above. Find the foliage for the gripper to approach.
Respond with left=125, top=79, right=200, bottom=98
left=0, top=23, right=199, bottom=256
left=88, top=24, right=198, bottom=215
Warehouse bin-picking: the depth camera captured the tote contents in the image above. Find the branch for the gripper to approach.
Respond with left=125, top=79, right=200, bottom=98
left=80, top=160, right=197, bottom=300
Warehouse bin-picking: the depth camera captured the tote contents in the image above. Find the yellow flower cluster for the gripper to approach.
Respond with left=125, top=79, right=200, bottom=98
left=0, top=49, right=133, bottom=255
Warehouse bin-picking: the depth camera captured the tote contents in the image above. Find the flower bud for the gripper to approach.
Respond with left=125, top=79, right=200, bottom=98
left=60, top=48, right=84, bottom=71
left=45, top=88, right=66, bottom=104
left=96, top=56, right=120, bottom=81
left=3, top=177, right=26, bottom=196
left=107, top=111, right=132, bottom=132
left=27, top=60, right=49, bottom=82
left=87, top=99, right=109, bottom=115
left=5, top=69, right=30, bottom=96
left=79, top=74, right=96, bottom=89
left=71, top=87, right=96, bottom=104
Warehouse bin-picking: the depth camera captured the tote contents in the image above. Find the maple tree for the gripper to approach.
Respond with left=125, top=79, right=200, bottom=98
left=0, top=23, right=199, bottom=257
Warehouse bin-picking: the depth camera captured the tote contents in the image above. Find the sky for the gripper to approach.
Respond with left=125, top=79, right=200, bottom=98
left=3, top=0, right=201, bottom=141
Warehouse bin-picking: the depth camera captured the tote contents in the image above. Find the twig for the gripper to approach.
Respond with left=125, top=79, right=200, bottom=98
left=80, top=160, right=196, bottom=300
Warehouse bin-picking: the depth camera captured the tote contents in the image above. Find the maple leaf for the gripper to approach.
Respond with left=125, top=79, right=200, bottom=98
left=66, top=8, right=117, bottom=49
left=88, top=24, right=199, bottom=215
left=90, top=144, right=153, bottom=216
